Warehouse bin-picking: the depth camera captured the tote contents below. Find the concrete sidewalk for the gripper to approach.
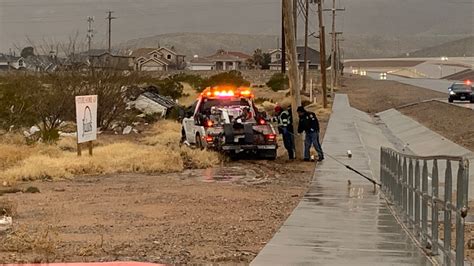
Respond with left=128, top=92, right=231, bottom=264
left=251, top=95, right=431, bottom=265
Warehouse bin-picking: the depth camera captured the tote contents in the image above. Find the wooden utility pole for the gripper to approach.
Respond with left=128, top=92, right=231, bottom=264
left=302, top=0, right=309, bottom=92
left=87, top=16, right=94, bottom=55
left=106, top=11, right=116, bottom=53
left=293, top=0, right=298, bottom=39
left=316, top=0, right=327, bottom=108
left=281, top=1, right=286, bottom=74
left=283, top=0, right=303, bottom=159
left=324, top=1, right=344, bottom=93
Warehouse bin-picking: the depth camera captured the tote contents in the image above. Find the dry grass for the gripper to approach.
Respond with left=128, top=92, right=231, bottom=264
left=0, top=143, right=183, bottom=182
left=0, top=120, right=220, bottom=183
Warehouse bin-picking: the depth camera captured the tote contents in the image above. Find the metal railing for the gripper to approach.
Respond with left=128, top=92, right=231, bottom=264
left=380, top=147, right=469, bottom=266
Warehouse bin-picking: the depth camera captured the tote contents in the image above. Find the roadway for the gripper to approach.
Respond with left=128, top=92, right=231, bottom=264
left=366, top=72, right=474, bottom=110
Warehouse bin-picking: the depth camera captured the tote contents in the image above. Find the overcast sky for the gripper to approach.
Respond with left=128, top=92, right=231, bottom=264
left=0, top=0, right=472, bottom=53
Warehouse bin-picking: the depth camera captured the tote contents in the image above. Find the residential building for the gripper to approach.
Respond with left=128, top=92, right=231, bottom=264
left=130, top=47, right=186, bottom=71
left=0, top=54, right=26, bottom=70
left=268, top=47, right=321, bottom=71
left=205, top=50, right=251, bottom=71
left=187, top=56, right=215, bottom=71
left=89, top=51, right=134, bottom=71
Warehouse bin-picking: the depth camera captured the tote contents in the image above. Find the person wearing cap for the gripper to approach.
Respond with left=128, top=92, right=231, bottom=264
left=274, top=105, right=295, bottom=159
left=297, top=106, right=324, bottom=162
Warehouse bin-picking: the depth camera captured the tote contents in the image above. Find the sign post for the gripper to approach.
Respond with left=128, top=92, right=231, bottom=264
left=75, top=95, right=98, bottom=156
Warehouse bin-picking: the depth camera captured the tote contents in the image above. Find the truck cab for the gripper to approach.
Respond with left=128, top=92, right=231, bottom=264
left=182, top=86, right=277, bottom=159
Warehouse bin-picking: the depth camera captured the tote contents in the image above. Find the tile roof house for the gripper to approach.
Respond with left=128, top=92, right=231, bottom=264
left=205, top=50, right=251, bottom=71
left=268, top=47, right=321, bottom=71
left=130, top=47, right=186, bottom=71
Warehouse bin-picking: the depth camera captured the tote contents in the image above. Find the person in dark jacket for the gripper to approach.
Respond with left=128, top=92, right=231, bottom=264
left=297, top=106, right=324, bottom=161
left=277, top=106, right=295, bottom=159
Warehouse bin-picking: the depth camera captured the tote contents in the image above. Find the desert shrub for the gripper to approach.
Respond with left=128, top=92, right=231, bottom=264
left=171, top=73, right=204, bottom=91
left=266, top=73, right=289, bottom=91
left=200, top=71, right=251, bottom=92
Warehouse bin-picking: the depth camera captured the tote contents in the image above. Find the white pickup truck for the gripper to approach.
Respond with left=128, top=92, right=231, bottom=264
left=182, top=86, right=277, bottom=159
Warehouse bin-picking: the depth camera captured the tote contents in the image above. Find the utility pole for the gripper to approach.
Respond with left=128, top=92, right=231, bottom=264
left=87, top=16, right=94, bottom=55
left=281, top=0, right=286, bottom=74
left=106, top=11, right=116, bottom=53
left=283, top=0, right=303, bottom=159
left=316, top=0, right=327, bottom=108
left=324, top=0, right=344, bottom=94
left=293, top=0, right=298, bottom=40
left=303, top=0, right=309, bottom=92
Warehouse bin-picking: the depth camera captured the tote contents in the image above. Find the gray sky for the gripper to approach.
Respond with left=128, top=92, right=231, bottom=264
left=0, top=0, right=472, bottom=53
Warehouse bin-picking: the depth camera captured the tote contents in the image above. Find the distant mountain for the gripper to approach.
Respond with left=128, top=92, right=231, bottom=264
left=118, top=32, right=471, bottom=60
left=404, top=36, right=474, bottom=58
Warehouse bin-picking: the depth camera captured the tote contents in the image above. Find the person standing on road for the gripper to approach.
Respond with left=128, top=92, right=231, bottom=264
left=297, top=106, right=324, bottom=162
left=275, top=105, right=295, bottom=160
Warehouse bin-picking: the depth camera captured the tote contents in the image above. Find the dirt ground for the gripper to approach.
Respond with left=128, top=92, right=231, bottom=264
left=338, top=75, right=446, bottom=113
left=399, top=101, right=474, bottom=152
left=0, top=157, right=315, bottom=264
left=0, top=117, right=329, bottom=265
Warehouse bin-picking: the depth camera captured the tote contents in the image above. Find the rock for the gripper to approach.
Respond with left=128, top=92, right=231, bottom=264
left=24, top=186, right=40, bottom=194
left=29, top=125, right=40, bottom=135
left=59, top=132, right=77, bottom=137
left=0, top=216, right=12, bottom=232
left=123, top=126, right=133, bottom=135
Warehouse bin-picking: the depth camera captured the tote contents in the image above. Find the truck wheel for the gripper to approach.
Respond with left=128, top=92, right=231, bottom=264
left=259, top=149, right=277, bottom=160
left=448, top=98, right=454, bottom=103
left=470, top=98, right=474, bottom=103
left=195, top=134, right=203, bottom=149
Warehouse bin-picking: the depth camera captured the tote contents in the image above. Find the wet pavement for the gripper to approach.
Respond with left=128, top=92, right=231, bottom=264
left=251, top=95, right=432, bottom=265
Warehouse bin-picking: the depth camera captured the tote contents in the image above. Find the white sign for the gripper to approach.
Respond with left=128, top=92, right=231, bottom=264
left=75, top=95, right=98, bottom=144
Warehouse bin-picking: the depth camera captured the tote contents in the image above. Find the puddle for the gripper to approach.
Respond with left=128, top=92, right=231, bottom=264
left=184, top=167, right=258, bottom=182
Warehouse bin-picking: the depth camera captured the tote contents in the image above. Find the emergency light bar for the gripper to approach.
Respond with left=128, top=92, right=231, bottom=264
left=201, top=86, right=254, bottom=98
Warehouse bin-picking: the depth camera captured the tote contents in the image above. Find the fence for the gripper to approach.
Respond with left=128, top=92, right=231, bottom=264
left=380, top=147, right=469, bottom=266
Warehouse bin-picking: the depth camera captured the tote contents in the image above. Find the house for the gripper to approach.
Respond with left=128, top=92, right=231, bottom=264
left=0, top=54, right=26, bottom=70
left=268, top=47, right=321, bottom=71
left=89, top=51, right=134, bottom=71
left=130, top=47, right=186, bottom=71
left=205, top=50, right=251, bottom=71
left=130, top=90, right=177, bottom=117
left=187, top=55, right=215, bottom=71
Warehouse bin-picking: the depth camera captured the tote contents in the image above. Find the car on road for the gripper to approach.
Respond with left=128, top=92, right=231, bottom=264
left=182, top=86, right=278, bottom=159
left=448, top=82, right=473, bottom=103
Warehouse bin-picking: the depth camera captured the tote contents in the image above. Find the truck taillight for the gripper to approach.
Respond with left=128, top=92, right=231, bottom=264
left=265, top=134, right=276, bottom=142
left=258, top=118, right=266, bottom=125
left=205, top=135, right=214, bottom=143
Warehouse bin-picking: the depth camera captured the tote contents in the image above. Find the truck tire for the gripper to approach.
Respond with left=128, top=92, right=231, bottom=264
left=259, top=149, right=277, bottom=160
left=448, top=98, right=454, bottom=103
left=195, top=134, right=203, bottom=150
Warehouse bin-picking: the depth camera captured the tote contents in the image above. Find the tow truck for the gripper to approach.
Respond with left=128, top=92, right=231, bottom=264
left=182, top=86, right=278, bottom=159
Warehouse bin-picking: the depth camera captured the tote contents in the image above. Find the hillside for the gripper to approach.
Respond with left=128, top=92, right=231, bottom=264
left=119, top=32, right=470, bottom=59
left=406, top=36, right=474, bottom=58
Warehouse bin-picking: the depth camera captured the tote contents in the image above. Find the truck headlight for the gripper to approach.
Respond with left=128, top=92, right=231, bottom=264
left=449, top=91, right=456, bottom=95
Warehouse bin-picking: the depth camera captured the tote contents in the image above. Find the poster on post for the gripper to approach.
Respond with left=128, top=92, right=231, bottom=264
left=75, top=95, right=98, bottom=144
